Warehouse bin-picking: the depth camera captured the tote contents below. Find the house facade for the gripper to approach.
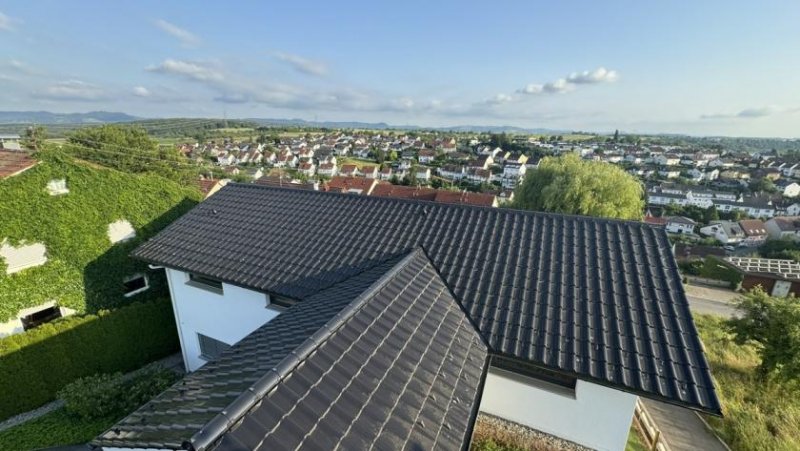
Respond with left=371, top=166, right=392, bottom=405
left=95, top=185, right=720, bottom=451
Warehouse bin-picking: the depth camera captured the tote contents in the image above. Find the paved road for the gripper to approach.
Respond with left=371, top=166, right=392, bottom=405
left=687, top=295, right=739, bottom=318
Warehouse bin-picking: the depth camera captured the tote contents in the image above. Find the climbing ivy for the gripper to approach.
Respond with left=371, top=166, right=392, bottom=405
left=0, top=149, right=201, bottom=322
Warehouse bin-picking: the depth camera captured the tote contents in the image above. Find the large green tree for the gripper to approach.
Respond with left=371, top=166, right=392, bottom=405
left=512, top=153, right=644, bottom=220
left=728, top=287, right=800, bottom=379
left=65, top=125, right=191, bottom=182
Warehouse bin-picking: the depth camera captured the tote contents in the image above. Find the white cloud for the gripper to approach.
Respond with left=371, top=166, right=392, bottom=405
left=518, top=67, right=617, bottom=96
left=132, top=86, right=151, bottom=97
left=486, top=93, right=514, bottom=105
left=274, top=52, right=328, bottom=76
left=153, top=19, right=200, bottom=46
left=0, top=12, right=15, bottom=31
left=701, top=105, right=789, bottom=119
left=146, top=59, right=224, bottom=82
left=566, top=67, right=618, bottom=84
left=32, top=80, right=107, bottom=101
left=543, top=78, right=573, bottom=94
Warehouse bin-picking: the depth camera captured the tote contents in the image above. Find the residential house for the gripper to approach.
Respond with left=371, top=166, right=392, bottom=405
left=776, top=180, right=800, bottom=198
left=378, top=166, right=393, bottom=181
left=361, top=165, right=379, bottom=179
left=464, top=168, right=491, bottom=184
left=298, top=162, right=316, bottom=177
left=196, top=178, right=228, bottom=199
left=665, top=216, right=696, bottom=234
left=95, top=185, right=719, bottom=451
left=438, top=164, right=465, bottom=180
left=414, top=166, right=432, bottom=182
left=506, top=153, right=528, bottom=165
left=339, top=164, right=360, bottom=177
left=700, top=220, right=746, bottom=244
left=739, top=219, right=768, bottom=247
left=765, top=216, right=800, bottom=241
left=317, top=162, right=337, bottom=177
left=325, top=176, right=378, bottom=195
left=468, top=155, right=493, bottom=170
left=418, top=149, right=436, bottom=164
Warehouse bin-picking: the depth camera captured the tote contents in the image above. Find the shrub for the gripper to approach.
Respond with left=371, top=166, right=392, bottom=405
left=0, top=299, right=179, bottom=420
left=59, top=373, right=127, bottom=420
left=699, top=256, right=743, bottom=288
left=60, top=368, right=178, bottom=420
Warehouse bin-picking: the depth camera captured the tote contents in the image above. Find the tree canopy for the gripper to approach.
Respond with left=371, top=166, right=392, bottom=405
left=728, top=288, right=800, bottom=380
left=65, top=125, right=191, bottom=182
left=512, top=153, right=644, bottom=220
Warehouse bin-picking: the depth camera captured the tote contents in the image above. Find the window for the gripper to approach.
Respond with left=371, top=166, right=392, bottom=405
left=20, top=305, right=62, bottom=331
left=267, top=294, right=297, bottom=311
left=187, top=273, right=223, bottom=293
left=198, top=333, right=231, bottom=361
left=122, top=274, right=149, bottom=297
left=46, top=179, right=69, bottom=196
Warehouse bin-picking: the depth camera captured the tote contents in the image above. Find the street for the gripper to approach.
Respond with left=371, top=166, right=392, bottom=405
left=684, top=284, right=739, bottom=318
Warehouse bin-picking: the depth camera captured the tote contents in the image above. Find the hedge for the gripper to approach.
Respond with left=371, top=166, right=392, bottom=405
left=0, top=299, right=179, bottom=421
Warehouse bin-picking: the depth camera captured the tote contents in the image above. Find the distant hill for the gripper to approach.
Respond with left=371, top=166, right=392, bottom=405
left=246, top=117, right=570, bottom=134
left=0, top=111, right=139, bottom=125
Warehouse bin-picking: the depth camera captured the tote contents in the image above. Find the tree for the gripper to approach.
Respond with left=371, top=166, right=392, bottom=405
left=613, top=129, right=620, bottom=143
left=728, top=287, right=800, bottom=379
left=65, top=125, right=191, bottom=182
left=749, top=178, right=777, bottom=194
left=512, top=153, right=644, bottom=220
left=24, top=125, right=48, bottom=151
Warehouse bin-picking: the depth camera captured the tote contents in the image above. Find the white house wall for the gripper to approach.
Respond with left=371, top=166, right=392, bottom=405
left=479, top=367, right=637, bottom=451
left=165, top=268, right=280, bottom=372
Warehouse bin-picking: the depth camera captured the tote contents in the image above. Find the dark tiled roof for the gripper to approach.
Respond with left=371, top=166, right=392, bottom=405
left=215, top=250, right=487, bottom=451
left=93, top=254, right=410, bottom=449
left=94, top=250, right=487, bottom=451
left=132, top=184, right=721, bottom=414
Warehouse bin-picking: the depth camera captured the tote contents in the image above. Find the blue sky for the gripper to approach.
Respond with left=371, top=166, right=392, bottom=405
left=1, top=0, right=798, bottom=137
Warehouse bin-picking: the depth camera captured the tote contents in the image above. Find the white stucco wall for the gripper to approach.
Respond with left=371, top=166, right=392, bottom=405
left=479, top=367, right=637, bottom=451
left=165, top=268, right=280, bottom=372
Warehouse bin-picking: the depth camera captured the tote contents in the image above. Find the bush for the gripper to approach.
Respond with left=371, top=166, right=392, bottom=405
left=60, top=368, right=178, bottom=420
left=59, top=373, right=127, bottom=420
left=0, top=299, right=179, bottom=420
left=699, top=256, right=743, bottom=288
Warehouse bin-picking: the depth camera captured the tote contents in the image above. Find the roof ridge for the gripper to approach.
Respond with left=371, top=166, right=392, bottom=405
left=223, top=182, right=651, bottom=228
left=187, top=249, right=426, bottom=451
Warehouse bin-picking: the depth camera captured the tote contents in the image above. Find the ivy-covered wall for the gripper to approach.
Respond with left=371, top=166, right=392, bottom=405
left=0, top=150, right=201, bottom=322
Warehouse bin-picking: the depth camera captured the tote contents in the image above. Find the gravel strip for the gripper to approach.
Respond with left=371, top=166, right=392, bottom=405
left=473, top=413, right=594, bottom=451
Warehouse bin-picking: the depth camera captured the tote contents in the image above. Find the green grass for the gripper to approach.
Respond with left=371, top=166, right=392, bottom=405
left=0, top=408, right=115, bottom=450
left=696, top=314, right=800, bottom=451
left=339, top=157, right=377, bottom=169
left=625, top=426, right=648, bottom=451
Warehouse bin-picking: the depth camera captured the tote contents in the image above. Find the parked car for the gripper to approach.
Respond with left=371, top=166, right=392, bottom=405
left=723, top=245, right=736, bottom=251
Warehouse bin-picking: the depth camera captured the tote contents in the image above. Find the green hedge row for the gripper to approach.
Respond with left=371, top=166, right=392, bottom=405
left=0, top=299, right=179, bottom=421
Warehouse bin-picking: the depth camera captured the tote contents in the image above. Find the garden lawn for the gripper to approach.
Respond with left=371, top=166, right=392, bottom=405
left=695, top=314, right=800, bottom=451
